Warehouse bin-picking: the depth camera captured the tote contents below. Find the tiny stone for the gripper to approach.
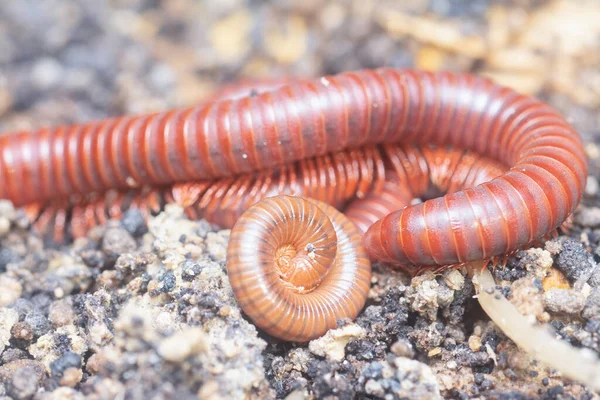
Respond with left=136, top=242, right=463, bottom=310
left=474, top=373, right=484, bottom=385
left=0, top=360, right=45, bottom=386
left=468, top=335, right=482, bottom=352
left=0, top=308, right=19, bottom=354
left=585, top=176, right=599, bottom=196
left=308, top=324, right=365, bottom=362
left=547, top=385, right=564, bottom=396
left=50, top=352, right=82, bottom=378
left=554, top=238, right=595, bottom=282
left=393, top=357, right=441, bottom=398
left=481, top=379, right=494, bottom=390
left=1, top=349, right=26, bottom=364
left=505, top=368, right=518, bottom=380
left=437, top=281, right=455, bottom=307
left=544, top=289, right=585, bottom=314
left=8, top=299, right=34, bottom=320
left=218, top=305, right=232, bottom=317
left=7, top=366, right=40, bottom=399
left=588, top=268, right=600, bottom=288
left=58, top=367, right=82, bottom=387
left=0, top=249, right=19, bottom=272
left=545, top=240, right=563, bottom=255
left=148, top=63, right=175, bottom=92
left=206, top=231, right=229, bottom=261
left=48, top=300, right=75, bottom=327
left=576, top=207, right=600, bottom=228
left=364, top=379, right=385, bottom=397
left=542, top=377, right=550, bottom=386
left=0, top=218, right=10, bottom=236
left=0, top=201, right=15, bottom=219
left=507, top=350, right=531, bottom=371
left=156, top=270, right=176, bottom=293
left=102, top=227, right=136, bottom=256
left=23, top=311, right=50, bottom=337
left=583, top=288, right=600, bottom=320
left=181, top=260, right=201, bottom=282
left=120, top=209, right=148, bottom=237
left=31, top=57, right=63, bottom=89
left=198, top=380, right=220, bottom=399
left=443, top=270, right=465, bottom=291
left=427, top=347, right=442, bottom=357
left=390, top=338, right=415, bottom=359
left=11, top=322, right=33, bottom=341
left=542, top=268, right=571, bottom=291
left=158, top=327, right=207, bottom=362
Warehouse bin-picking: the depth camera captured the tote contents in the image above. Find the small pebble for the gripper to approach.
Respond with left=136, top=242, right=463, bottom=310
left=542, top=377, right=550, bottom=386
left=158, top=327, right=207, bottom=362
left=0, top=360, right=46, bottom=385
left=7, top=366, right=40, bottom=399
left=24, top=311, right=51, bottom=337
left=308, top=323, right=365, bottom=362
left=120, top=209, right=148, bottom=237
left=181, top=260, right=201, bottom=282
left=0, top=276, right=22, bottom=307
left=390, top=338, right=415, bottom=359
left=11, top=322, right=33, bottom=342
left=576, top=207, right=600, bottom=227
left=428, top=347, right=442, bottom=357
left=0, top=249, right=20, bottom=272
left=393, top=357, right=442, bottom=398
left=542, top=268, right=571, bottom=291
left=587, top=264, right=600, bottom=287
left=102, top=227, right=137, bottom=262
left=585, top=176, right=599, bottom=197
left=58, top=367, right=82, bottom=387
left=50, top=351, right=82, bottom=379
left=31, top=57, right=63, bottom=89
left=0, top=218, right=10, bottom=236
left=0, top=201, right=15, bottom=219
left=468, top=335, right=482, bottom=352
left=0, top=308, right=19, bottom=354
left=583, top=288, right=600, bottom=320
left=544, top=289, right=586, bottom=314
left=205, top=231, right=229, bottom=261
left=1, top=349, right=26, bottom=364
left=554, top=238, right=595, bottom=282
left=443, top=270, right=465, bottom=291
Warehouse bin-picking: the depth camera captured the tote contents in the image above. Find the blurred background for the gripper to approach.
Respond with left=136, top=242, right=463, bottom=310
left=0, top=0, right=598, bottom=145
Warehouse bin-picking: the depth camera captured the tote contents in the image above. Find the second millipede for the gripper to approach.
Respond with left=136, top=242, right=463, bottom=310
left=0, top=68, right=588, bottom=341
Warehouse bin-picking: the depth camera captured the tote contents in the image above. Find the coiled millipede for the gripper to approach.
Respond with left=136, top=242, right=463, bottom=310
left=1, top=68, right=599, bottom=389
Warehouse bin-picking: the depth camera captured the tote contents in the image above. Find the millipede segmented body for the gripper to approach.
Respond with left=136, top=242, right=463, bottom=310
left=0, top=68, right=587, bottom=341
left=227, top=195, right=370, bottom=342
left=26, top=143, right=506, bottom=247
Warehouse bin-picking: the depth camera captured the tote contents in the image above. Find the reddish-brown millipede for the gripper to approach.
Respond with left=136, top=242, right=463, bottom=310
left=0, top=68, right=587, bottom=341
left=226, top=195, right=371, bottom=342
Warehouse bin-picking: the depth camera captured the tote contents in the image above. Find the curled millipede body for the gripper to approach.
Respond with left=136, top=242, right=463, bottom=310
left=0, top=68, right=586, bottom=270
left=0, top=68, right=588, bottom=341
left=226, top=195, right=371, bottom=342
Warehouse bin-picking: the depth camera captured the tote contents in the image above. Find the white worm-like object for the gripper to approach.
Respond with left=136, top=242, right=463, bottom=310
left=472, top=263, right=600, bottom=392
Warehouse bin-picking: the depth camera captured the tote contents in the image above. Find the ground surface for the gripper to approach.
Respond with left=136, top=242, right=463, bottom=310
left=1, top=0, right=600, bottom=399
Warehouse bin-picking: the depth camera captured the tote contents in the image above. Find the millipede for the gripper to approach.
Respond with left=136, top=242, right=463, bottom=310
left=0, top=68, right=588, bottom=342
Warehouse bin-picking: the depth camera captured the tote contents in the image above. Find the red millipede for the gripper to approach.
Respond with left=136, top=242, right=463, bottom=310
left=0, top=68, right=587, bottom=341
